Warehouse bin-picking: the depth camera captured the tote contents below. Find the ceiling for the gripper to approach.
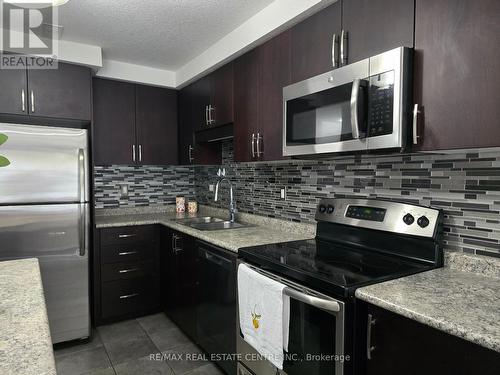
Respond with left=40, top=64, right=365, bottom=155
left=54, top=0, right=275, bottom=70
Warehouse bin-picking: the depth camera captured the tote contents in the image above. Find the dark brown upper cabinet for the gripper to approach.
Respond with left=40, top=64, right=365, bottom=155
left=0, top=62, right=91, bottom=121
left=234, top=31, right=291, bottom=162
left=234, top=49, right=260, bottom=163
left=195, top=63, right=234, bottom=129
left=342, top=0, right=414, bottom=65
left=290, top=2, right=341, bottom=83
left=178, top=80, right=222, bottom=166
left=93, top=79, right=136, bottom=165
left=0, top=68, right=28, bottom=115
left=93, top=78, right=178, bottom=166
left=136, top=85, right=178, bottom=165
left=413, top=0, right=500, bottom=151
left=290, top=0, right=414, bottom=83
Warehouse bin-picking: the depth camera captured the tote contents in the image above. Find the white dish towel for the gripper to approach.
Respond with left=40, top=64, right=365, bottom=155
left=237, top=263, right=290, bottom=370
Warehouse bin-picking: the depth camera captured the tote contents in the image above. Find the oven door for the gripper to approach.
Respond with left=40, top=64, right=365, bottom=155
left=283, top=59, right=369, bottom=156
left=237, top=263, right=346, bottom=375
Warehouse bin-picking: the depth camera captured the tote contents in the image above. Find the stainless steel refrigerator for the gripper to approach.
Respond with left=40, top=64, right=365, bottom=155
left=0, top=122, right=90, bottom=344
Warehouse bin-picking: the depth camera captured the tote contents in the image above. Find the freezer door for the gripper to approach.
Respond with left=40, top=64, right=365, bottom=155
left=0, top=203, right=90, bottom=343
left=0, top=123, right=88, bottom=204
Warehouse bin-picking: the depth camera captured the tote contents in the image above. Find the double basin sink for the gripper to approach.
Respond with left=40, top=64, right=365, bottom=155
left=173, top=216, right=249, bottom=231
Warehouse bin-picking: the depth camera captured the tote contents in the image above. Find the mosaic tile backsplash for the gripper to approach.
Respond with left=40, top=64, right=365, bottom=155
left=94, top=142, right=500, bottom=259
left=194, top=142, right=500, bottom=259
left=94, top=165, right=195, bottom=209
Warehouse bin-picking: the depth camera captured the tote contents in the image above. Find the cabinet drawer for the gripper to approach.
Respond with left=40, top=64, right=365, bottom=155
left=101, top=261, right=158, bottom=282
left=101, top=243, right=156, bottom=264
left=100, top=225, right=158, bottom=246
left=101, top=277, right=159, bottom=319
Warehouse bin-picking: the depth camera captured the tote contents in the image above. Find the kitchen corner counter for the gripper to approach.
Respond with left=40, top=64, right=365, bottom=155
left=355, top=261, right=500, bottom=353
left=94, top=206, right=316, bottom=253
left=0, top=258, right=56, bottom=375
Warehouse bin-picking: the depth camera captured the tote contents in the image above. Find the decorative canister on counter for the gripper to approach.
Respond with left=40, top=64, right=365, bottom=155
left=188, top=201, right=198, bottom=214
left=176, top=196, right=186, bottom=213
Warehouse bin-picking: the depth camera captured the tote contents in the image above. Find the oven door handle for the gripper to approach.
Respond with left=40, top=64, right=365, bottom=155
left=284, top=287, right=340, bottom=313
left=350, top=78, right=367, bottom=139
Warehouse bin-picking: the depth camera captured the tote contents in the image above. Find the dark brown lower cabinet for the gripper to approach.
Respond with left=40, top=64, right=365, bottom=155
left=95, top=225, right=161, bottom=324
left=162, top=228, right=200, bottom=341
left=359, top=302, right=500, bottom=375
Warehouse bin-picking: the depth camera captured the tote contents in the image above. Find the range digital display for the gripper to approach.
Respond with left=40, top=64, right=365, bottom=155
left=346, top=205, right=386, bottom=222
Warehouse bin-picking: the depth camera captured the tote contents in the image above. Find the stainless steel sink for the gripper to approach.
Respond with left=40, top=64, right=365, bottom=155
left=189, top=221, right=249, bottom=231
left=173, top=216, right=250, bottom=231
left=173, top=216, right=224, bottom=224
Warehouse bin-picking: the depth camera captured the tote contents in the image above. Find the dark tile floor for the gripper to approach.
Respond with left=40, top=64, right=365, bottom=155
left=54, top=313, right=225, bottom=375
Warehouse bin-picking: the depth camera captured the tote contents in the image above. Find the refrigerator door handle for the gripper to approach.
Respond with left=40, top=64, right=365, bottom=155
left=78, top=149, right=86, bottom=203
left=78, top=204, right=88, bottom=257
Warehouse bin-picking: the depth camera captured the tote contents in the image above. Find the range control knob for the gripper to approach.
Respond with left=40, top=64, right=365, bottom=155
left=403, top=213, right=415, bottom=225
left=417, top=216, right=430, bottom=228
left=327, top=205, right=334, bottom=214
left=319, top=205, right=327, bottom=214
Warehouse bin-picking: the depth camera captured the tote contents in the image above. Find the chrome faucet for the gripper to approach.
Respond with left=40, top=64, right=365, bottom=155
left=214, top=168, right=237, bottom=223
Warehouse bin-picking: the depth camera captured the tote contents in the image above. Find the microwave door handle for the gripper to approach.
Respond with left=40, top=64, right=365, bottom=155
left=350, top=79, right=362, bottom=139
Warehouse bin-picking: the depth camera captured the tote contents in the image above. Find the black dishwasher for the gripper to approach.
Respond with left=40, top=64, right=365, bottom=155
left=196, top=241, right=237, bottom=375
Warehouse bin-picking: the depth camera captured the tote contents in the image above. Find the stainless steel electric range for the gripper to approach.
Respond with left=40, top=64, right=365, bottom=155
left=237, top=198, right=444, bottom=375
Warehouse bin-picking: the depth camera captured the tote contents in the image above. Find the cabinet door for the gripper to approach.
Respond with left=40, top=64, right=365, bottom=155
left=0, top=68, right=28, bottom=115
left=165, top=231, right=199, bottom=341
left=363, top=303, right=500, bottom=375
left=413, top=0, right=500, bottom=150
left=259, top=30, right=291, bottom=161
left=136, top=85, right=178, bottom=165
left=178, top=86, right=196, bottom=165
left=192, top=75, right=211, bottom=131
left=210, top=62, right=234, bottom=127
left=290, top=2, right=341, bottom=83
left=234, top=49, right=260, bottom=162
left=93, top=78, right=136, bottom=165
left=27, top=62, right=91, bottom=121
left=342, top=0, right=414, bottom=65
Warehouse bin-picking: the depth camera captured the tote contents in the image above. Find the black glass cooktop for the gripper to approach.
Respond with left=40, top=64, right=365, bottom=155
left=239, top=239, right=433, bottom=298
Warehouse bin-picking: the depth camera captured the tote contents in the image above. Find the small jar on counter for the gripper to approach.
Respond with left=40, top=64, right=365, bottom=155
left=176, top=196, right=186, bottom=213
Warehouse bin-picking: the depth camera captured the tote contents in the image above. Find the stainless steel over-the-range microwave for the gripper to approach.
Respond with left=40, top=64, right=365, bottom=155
left=283, top=47, right=412, bottom=157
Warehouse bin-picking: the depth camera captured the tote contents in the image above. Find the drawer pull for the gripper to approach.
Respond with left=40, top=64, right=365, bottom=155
left=118, top=234, right=136, bottom=238
left=118, top=251, right=138, bottom=256
left=118, top=268, right=140, bottom=274
left=119, top=293, right=139, bottom=299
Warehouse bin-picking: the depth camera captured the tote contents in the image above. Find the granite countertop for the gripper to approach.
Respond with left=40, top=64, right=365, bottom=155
left=0, top=258, right=56, bottom=375
left=95, top=206, right=316, bottom=252
left=356, top=262, right=500, bottom=353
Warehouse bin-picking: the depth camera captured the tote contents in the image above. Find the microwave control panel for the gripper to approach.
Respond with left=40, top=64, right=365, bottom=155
left=368, top=70, right=394, bottom=137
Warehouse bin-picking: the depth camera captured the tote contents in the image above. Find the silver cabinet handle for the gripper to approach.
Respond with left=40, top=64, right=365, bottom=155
left=138, top=144, right=142, bottom=162
left=118, top=251, right=138, bottom=256
left=188, top=145, right=194, bottom=163
left=21, top=89, right=26, bottom=112
left=210, top=105, right=216, bottom=125
left=256, top=132, right=263, bottom=157
left=118, top=268, right=140, bottom=274
left=119, top=293, right=139, bottom=299
left=251, top=133, right=256, bottom=158
left=340, top=29, right=348, bottom=66
left=132, top=145, right=136, bottom=162
left=205, top=105, right=209, bottom=125
left=171, top=233, right=179, bottom=253
left=331, top=33, right=339, bottom=68
left=367, top=313, right=376, bottom=359
left=118, top=234, right=136, bottom=238
left=413, top=104, right=421, bottom=145
left=30, top=90, right=35, bottom=112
